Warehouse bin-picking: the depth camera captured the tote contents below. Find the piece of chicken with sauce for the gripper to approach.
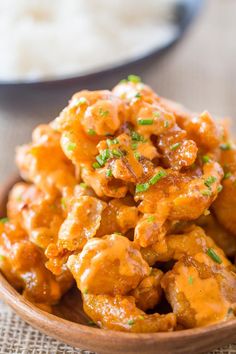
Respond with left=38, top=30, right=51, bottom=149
left=83, top=293, right=176, bottom=333
left=7, top=182, right=65, bottom=249
left=16, top=124, right=76, bottom=196
left=161, top=253, right=236, bottom=328
left=141, top=225, right=231, bottom=267
left=67, top=234, right=150, bottom=295
left=0, top=221, right=73, bottom=311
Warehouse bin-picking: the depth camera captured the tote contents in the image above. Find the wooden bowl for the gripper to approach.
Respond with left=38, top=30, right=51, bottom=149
left=1, top=176, right=236, bottom=354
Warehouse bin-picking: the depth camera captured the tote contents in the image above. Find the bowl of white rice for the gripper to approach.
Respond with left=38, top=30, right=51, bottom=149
left=0, top=0, right=202, bottom=86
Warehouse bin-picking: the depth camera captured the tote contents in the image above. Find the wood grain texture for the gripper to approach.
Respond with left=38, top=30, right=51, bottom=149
left=1, top=176, right=236, bottom=354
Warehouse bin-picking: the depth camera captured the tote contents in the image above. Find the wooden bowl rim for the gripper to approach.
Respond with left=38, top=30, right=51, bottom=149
left=1, top=175, right=236, bottom=347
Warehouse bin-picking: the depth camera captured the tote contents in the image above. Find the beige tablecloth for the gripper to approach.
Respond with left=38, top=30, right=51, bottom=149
left=0, top=0, right=236, bottom=353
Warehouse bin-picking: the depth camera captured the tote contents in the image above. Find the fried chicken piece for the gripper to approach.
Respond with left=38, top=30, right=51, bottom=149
left=58, top=196, right=107, bottom=251
left=130, top=268, right=163, bottom=311
left=197, top=214, right=236, bottom=257
left=7, top=182, right=64, bottom=249
left=0, top=222, right=73, bottom=309
left=83, top=293, right=176, bottom=333
left=161, top=253, right=236, bottom=328
left=67, top=234, right=150, bottom=295
left=213, top=142, right=236, bottom=235
left=16, top=124, right=76, bottom=196
left=97, top=197, right=139, bottom=236
left=136, top=161, right=223, bottom=221
left=141, top=225, right=230, bottom=266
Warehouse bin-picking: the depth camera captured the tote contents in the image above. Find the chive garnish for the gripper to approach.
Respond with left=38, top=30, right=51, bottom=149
left=202, top=155, right=210, bottom=163
left=67, top=142, right=77, bottom=151
left=170, top=142, right=181, bottom=151
left=106, top=138, right=119, bottom=147
left=220, top=143, right=232, bottom=151
left=112, top=149, right=123, bottom=158
left=217, top=185, right=223, bottom=193
left=201, top=190, right=212, bottom=197
left=99, top=108, right=109, bottom=117
left=128, top=75, right=141, bottom=83
left=204, top=176, right=217, bottom=188
left=224, top=172, right=232, bottom=179
left=164, top=120, right=169, bottom=128
left=80, top=183, right=87, bottom=189
left=83, top=288, right=88, bottom=294
left=188, top=276, right=193, bottom=285
left=87, top=129, right=96, bottom=136
left=131, top=131, right=144, bottom=142
left=92, top=162, right=100, bottom=169
left=127, top=319, right=135, bottom=325
left=149, top=170, right=166, bottom=185
left=135, top=92, right=141, bottom=99
left=138, top=119, right=154, bottom=126
left=147, top=216, right=155, bottom=222
left=131, top=142, right=138, bottom=150
left=106, top=169, right=112, bottom=177
left=0, top=217, right=8, bottom=224
left=135, top=183, right=150, bottom=193
left=153, top=111, right=160, bottom=118
left=134, top=151, right=141, bottom=160
left=206, top=248, right=222, bottom=264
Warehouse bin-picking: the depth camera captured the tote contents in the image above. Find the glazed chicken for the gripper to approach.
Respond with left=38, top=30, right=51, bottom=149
left=1, top=76, right=236, bottom=332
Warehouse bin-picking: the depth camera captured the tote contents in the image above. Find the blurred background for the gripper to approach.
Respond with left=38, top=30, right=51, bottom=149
left=0, top=0, right=235, bottom=184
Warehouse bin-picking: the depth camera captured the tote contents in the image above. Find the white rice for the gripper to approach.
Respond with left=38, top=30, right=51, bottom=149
left=0, top=0, right=178, bottom=81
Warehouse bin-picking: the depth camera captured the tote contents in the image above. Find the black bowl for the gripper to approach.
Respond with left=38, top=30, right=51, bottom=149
left=0, top=0, right=203, bottom=117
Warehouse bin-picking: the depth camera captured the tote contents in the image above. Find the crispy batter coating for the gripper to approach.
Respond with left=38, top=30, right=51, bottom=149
left=161, top=253, right=236, bottom=328
left=0, top=222, right=73, bottom=310
left=67, top=234, right=150, bottom=295
left=8, top=182, right=64, bottom=249
left=16, top=125, right=76, bottom=196
left=83, top=294, right=176, bottom=333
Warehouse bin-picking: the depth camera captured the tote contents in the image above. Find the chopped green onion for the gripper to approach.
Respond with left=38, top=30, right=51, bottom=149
left=83, top=288, right=88, bottom=294
left=217, top=185, right=223, bottom=193
left=87, top=129, right=96, bottom=136
left=135, top=183, right=150, bottom=193
left=92, top=162, right=100, bottom=169
left=128, top=75, right=141, bottom=83
left=131, top=142, right=138, bottom=150
left=164, top=120, right=169, bottom=128
left=61, top=198, right=66, bottom=209
left=112, top=149, right=123, bottom=158
left=99, top=108, right=109, bottom=117
left=220, top=143, right=232, bottom=151
left=67, top=142, right=77, bottom=151
left=127, top=319, right=135, bottom=326
left=80, top=183, right=87, bottom=189
left=153, top=111, right=160, bottom=118
left=201, top=189, right=212, bottom=197
left=204, top=176, right=217, bottom=188
left=135, top=92, right=141, bottom=99
left=149, top=170, right=167, bottom=185
left=96, top=155, right=105, bottom=166
left=138, top=118, right=154, bottom=126
left=224, top=171, right=232, bottom=179
left=206, top=248, right=222, bottom=264
left=134, top=151, right=141, bottom=160
left=106, top=138, right=119, bottom=147
left=202, top=155, right=210, bottom=163
left=188, top=276, right=193, bottom=285
left=119, top=79, right=128, bottom=84
left=0, top=217, right=8, bottom=224
left=170, top=142, right=181, bottom=151
left=131, top=131, right=144, bottom=142
left=147, top=216, right=155, bottom=223
left=106, top=169, right=112, bottom=177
